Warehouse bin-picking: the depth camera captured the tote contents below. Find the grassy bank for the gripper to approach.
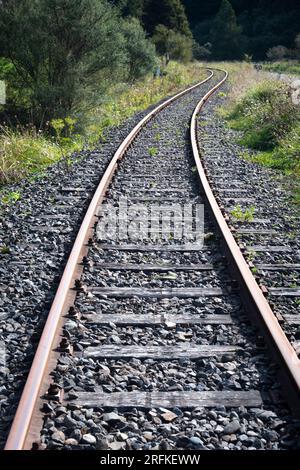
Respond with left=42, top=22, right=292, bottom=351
left=83, top=62, right=207, bottom=143
left=218, top=62, right=300, bottom=203
left=0, top=62, right=207, bottom=188
left=262, top=61, right=300, bottom=76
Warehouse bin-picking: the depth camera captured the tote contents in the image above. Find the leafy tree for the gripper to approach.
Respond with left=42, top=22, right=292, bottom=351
left=209, top=0, right=242, bottom=60
left=143, top=0, right=192, bottom=37
left=192, top=42, right=212, bottom=60
left=266, top=46, right=289, bottom=61
left=183, top=0, right=221, bottom=29
left=123, top=0, right=145, bottom=19
left=121, top=18, right=157, bottom=80
left=193, top=19, right=214, bottom=47
left=184, top=0, right=300, bottom=60
left=0, top=0, right=132, bottom=125
left=152, top=24, right=193, bottom=63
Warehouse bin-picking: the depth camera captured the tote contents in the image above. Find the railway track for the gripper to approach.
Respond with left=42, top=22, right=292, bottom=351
left=4, top=68, right=300, bottom=450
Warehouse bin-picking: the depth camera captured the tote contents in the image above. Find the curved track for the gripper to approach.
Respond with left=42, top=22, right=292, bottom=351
left=5, top=68, right=300, bottom=450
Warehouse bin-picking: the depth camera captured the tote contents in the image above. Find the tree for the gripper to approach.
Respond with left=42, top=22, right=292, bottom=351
left=152, top=24, right=193, bottom=63
left=294, top=33, right=300, bottom=58
left=192, top=42, right=212, bottom=60
left=182, top=0, right=221, bottom=29
left=266, top=45, right=289, bottom=61
left=120, top=0, right=145, bottom=19
left=121, top=18, right=157, bottom=80
left=185, top=0, right=300, bottom=60
left=193, top=19, right=214, bottom=47
left=209, top=0, right=242, bottom=60
left=0, top=0, right=128, bottom=125
left=143, top=0, right=192, bottom=37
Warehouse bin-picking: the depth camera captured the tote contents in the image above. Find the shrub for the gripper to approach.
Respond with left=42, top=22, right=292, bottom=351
left=269, top=123, right=300, bottom=174
left=0, top=1, right=148, bottom=126
left=227, top=80, right=300, bottom=150
left=152, top=25, right=193, bottom=63
left=266, top=46, right=289, bottom=61
left=121, top=18, right=157, bottom=81
left=192, top=42, right=212, bottom=60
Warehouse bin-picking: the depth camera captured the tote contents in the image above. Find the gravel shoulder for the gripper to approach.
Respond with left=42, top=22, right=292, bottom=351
left=197, top=84, right=300, bottom=357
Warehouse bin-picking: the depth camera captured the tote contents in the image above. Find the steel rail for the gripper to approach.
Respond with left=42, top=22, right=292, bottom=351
left=4, top=70, right=214, bottom=450
left=190, top=69, right=300, bottom=414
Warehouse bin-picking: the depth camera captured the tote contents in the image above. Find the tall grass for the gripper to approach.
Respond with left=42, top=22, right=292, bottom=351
left=253, top=124, right=300, bottom=178
left=0, top=127, right=61, bottom=185
left=225, top=80, right=299, bottom=150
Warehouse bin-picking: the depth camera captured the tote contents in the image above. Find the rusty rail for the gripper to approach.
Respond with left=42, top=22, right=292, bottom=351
left=4, top=70, right=214, bottom=450
left=5, top=66, right=300, bottom=451
left=190, top=69, right=300, bottom=414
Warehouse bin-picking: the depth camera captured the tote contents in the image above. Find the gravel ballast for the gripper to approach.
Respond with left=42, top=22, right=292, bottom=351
left=1, top=70, right=300, bottom=450
left=37, top=72, right=300, bottom=450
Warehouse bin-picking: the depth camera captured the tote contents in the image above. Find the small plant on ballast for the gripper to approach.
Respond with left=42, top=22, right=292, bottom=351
left=0, top=244, right=10, bottom=254
left=251, top=265, right=258, bottom=274
left=246, top=250, right=256, bottom=263
left=1, top=190, right=21, bottom=205
left=231, top=204, right=255, bottom=222
left=148, top=147, right=158, bottom=157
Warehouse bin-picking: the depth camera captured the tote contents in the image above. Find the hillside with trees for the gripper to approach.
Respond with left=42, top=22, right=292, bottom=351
left=117, top=0, right=300, bottom=61
left=183, top=0, right=300, bottom=60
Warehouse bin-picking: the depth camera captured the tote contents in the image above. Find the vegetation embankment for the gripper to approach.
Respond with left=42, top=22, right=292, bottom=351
left=262, top=61, right=300, bottom=76
left=1, top=0, right=300, bottom=203
left=0, top=0, right=199, bottom=190
left=218, top=63, right=300, bottom=203
left=0, top=62, right=206, bottom=189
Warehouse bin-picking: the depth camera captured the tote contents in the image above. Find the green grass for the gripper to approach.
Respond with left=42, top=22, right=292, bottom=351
left=231, top=204, right=256, bottom=222
left=0, top=126, right=82, bottom=186
left=148, top=147, right=158, bottom=157
left=294, top=189, right=300, bottom=205
left=225, top=80, right=298, bottom=149
left=262, top=61, right=300, bottom=76
left=222, top=76, right=300, bottom=203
